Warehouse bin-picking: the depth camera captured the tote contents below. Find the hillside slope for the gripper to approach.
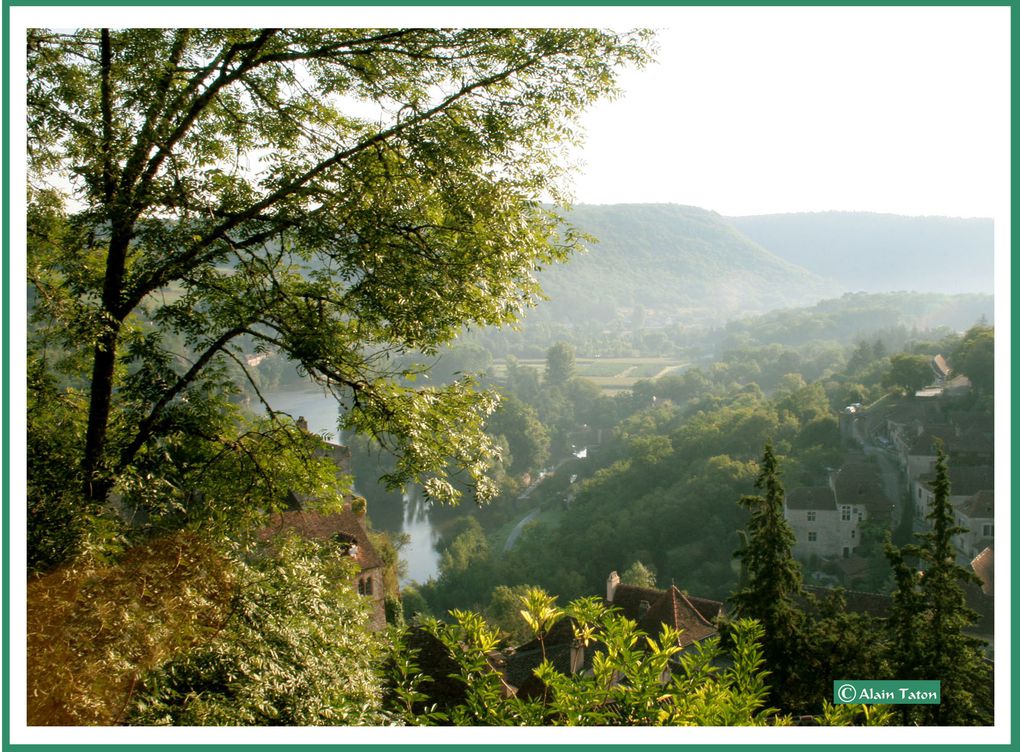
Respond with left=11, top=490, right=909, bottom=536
left=727, top=212, right=994, bottom=294
left=533, top=204, right=838, bottom=325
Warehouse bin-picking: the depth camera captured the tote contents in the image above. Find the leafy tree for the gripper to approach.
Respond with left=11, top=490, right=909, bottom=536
left=544, top=341, right=577, bottom=386
left=485, top=394, right=550, bottom=477
left=952, top=324, right=994, bottom=394
left=129, top=534, right=388, bottom=725
left=26, top=28, right=653, bottom=540
left=800, top=590, right=891, bottom=714
left=393, top=598, right=791, bottom=726
left=882, top=353, right=933, bottom=393
left=483, top=584, right=537, bottom=645
left=399, top=584, right=432, bottom=623
left=731, top=442, right=807, bottom=711
left=621, top=560, right=658, bottom=589
left=884, top=447, right=992, bottom=725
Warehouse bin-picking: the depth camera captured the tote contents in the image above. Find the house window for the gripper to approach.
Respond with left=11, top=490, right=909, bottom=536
left=982, top=523, right=994, bottom=537
left=918, top=487, right=922, bottom=498
left=807, top=511, right=816, bottom=522
left=358, top=576, right=373, bottom=596
left=851, top=529, right=856, bottom=538
left=841, top=505, right=851, bottom=521
left=807, top=531, right=817, bottom=542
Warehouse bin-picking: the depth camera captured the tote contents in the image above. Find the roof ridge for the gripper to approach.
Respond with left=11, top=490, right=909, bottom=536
left=665, top=585, right=714, bottom=628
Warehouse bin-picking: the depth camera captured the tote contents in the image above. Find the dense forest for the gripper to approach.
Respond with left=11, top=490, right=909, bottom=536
left=23, top=27, right=995, bottom=730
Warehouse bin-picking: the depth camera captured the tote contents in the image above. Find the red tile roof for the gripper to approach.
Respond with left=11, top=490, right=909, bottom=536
left=971, top=547, right=994, bottom=596
left=610, top=583, right=722, bottom=648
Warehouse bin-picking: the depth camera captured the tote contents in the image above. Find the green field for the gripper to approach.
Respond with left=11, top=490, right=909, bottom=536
left=491, top=357, right=688, bottom=394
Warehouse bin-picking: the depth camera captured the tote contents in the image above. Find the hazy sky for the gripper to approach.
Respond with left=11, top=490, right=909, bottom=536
left=570, top=8, right=1010, bottom=218
left=13, top=7, right=1010, bottom=220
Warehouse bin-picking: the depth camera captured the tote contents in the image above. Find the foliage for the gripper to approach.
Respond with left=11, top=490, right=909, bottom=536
left=798, top=590, right=891, bottom=714
left=391, top=595, right=787, bottom=726
left=731, top=442, right=807, bottom=711
left=621, top=560, right=658, bottom=589
left=27, top=532, right=236, bottom=725
left=485, top=394, right=550, bottom=477
left=951, top=324, right=994, bottom=394
left=882, top=353, right=933, bottom=393
left=129, top=534, right=388, bottom=725
left=815, top=701, right=895, bottom=726
left=518, top=586, right=565, bottom=661
left=884, top=447, right=993, bottom=725
left=26, top=27, right=653, bottom=557
left=544, top=341, right=577, bottom=386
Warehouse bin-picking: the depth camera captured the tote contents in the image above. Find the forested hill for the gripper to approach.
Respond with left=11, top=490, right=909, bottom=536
left=531, top=204, right=839, bottom=325
left=727, top=212, right=994, bottom=294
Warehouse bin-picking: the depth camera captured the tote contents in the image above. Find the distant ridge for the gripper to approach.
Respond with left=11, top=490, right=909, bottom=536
left=726, top=211, right=993, bottom=295
left=532, top=203, right=838, bottom=325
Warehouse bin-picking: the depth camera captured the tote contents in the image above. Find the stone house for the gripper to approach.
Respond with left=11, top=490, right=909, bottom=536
left=912, top=464, right=993, bottom=524
left=831, top=455, right=893, bottom=523
left=954, top=490, right=994, bottom=562
left=261, top=496, right=387, bottom=630
left=784, top=485, right=865, bottom=561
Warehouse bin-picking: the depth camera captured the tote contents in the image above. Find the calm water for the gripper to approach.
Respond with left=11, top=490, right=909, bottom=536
left=261, top=386, right=441, bottom=584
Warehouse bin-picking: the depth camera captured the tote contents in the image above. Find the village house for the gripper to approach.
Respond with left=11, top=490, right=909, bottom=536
left=604, top=571, right=724, bottom=649
left=831, top=454, right=893, bottom=523
left=261, top=495, right=388, bottom=630
left=784, top=485, right=865, bottom=562
left=912, top=464, right=994, bottom=525
left=954, top=490, right=994, bottom=562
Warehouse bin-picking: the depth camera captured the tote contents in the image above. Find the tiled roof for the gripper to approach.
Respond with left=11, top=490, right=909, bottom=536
left=971, top=547, right=994, bottom=596
left=261, top=506, right=383, bottom=570
left=785, top=486, right=835, bottom=511
left=611, top=583, right=664, bottom=618
left=832, top=460, right=892, bottom=513
left=610, top=583, right=722, bottom=648
left=640, top=587, right=718, bottom=648
left=918, top=465, right=994, bottom=498
left=958, top=490, right=994, bottom=521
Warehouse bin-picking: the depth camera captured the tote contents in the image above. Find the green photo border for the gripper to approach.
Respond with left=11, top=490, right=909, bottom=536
left=2, top=4, right=1012, bottom=749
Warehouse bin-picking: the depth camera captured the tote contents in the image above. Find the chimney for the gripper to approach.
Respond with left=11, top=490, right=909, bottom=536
left=607, top=571, right=620, bottom=603
left=296, top=416, right=309, bottom=432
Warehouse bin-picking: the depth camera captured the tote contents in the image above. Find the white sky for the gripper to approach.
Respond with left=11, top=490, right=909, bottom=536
left=12, top=7, right=1011, bottom=220
left=571, top=8, right=1010, bottom=218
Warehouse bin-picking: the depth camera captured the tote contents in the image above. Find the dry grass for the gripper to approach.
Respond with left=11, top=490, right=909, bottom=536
left=27, top=532, right=236, bottom=725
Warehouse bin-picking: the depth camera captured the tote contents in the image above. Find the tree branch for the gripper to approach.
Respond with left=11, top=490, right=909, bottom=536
left=116, top=325, right=248, bottom=473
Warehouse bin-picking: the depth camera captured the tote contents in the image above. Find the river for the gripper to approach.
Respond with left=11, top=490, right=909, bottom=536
left=259, top=385, right=441, bottom=584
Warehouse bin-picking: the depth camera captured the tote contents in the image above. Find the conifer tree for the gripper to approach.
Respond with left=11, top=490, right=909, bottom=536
left=885, top=446, right=992, bottom=725
left=732, top=441, right=806, bottom=711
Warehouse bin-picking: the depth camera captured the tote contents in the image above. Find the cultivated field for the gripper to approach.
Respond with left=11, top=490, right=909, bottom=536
left=491, top=357, right=688, bottom=394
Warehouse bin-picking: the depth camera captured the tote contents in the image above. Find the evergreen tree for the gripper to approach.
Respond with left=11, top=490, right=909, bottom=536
left=731, top=441, right=807, bottom=711
left=885, top=446, right=992, bottom=725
